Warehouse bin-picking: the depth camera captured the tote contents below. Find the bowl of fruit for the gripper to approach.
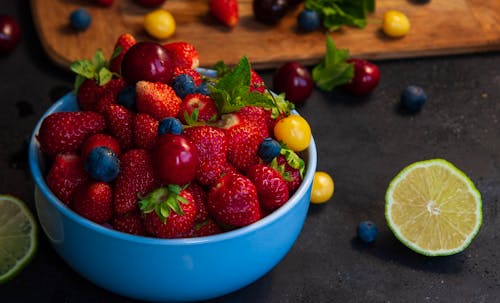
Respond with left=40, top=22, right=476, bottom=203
left=28, top=35, right=317, bottom=302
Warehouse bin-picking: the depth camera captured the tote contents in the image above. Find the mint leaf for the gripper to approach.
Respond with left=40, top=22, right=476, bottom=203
left=305, top=0, right=375, bottom=31
left=70, top=49, right=114, bottom=92
left=312, top=35, right=354, bottom=91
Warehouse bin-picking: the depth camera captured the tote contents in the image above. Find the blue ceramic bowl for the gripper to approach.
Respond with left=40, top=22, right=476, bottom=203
left=29, top=93, right=317, bottom=302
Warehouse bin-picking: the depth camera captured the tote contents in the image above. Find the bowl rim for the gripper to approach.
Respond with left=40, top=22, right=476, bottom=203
left=29, top=92, right=318, bottom=245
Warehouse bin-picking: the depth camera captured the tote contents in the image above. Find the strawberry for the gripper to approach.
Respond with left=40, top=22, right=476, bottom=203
left=133, top=113, right=159, bottom=150
left=141, top=186, right=197, bottom=238
left=80, top=133, right=121, bottom=159
left=135, top=81, right=182, bottom=120
left=182, top=125, right=228, bottom=186
left=250, top=69, right=266, bottom=93
left=76, top=79, right=104, bottom=111
left=111, top=210, right=147, bottom=236
left=95, top=89, right=117, bottom=114
left=187, top=218, right=222, bottom=237
left=37, top=111, right=106, bottom=158
left=207, top=173, right=261, bottom=227
left=104, top=104, right=135, bottom=150
left=218, top=113, right=265, bottom=172
left=246, top=163, right=289, bottom=211
left=114, top=149, right=158, bottom=214
left=177, top=93, right=219, bottom=124
left=171, top=66, right=202, bottom=86
left=186, top=181, right=209, bottom=222
left=163, top=41, right=200, bottom=70
left=235, top=105, right=270, bottom=138
left=72, top=181, right=113, bottom=224
left=109, top=33, right=137, bottom=74
left=209, top=0, right=238, bottom=28
left=275, top=154, right=303, bottom=195
left=46, top=153, right=89, bottom=205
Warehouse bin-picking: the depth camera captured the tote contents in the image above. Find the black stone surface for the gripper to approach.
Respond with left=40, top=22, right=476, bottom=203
left=1, top=1, right=499, bottom=302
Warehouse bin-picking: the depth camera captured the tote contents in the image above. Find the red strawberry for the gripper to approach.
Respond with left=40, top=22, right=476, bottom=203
left=246, top=163, right=289, bottom=211
left=141, top=186, right=197, bottom=238
left=209, top=0, right=238, bottom=28
left=104, top=78, right=128, bottom=97
left=37, top=111, right=106, bottom=158
left=72, top=181, right=113, bottom=224
left=186, top=181, right=209, bottom=222
left=207, top=173, right=261, bottom=227
left=80, top=133, right=121, bottom=159
left=104, top=104, right=135, bottom=150
left=187, top=218, right=222, bottom=237
left=109, top=33, right=137, bottom=74
left=178, top=93, right=219, bottom=124
left=236, top=106, right=270, bottom=138
left=218, top=113, right=265, bottom=172
left=276, top=154, right=303, bottom=195
left=250, top=69, right=266, bottom=93
left=114, top=149, right=159, bottom=214
left=76, top=79, right=104, bottom=111
left=46, top=153, right=89, bottom=205
left=95, top=89, right=117, bottom=114
left=163, top=41, right=200, bottom=70
left=171, top=66, right=202, bottom=86
left=112, top=210, right=147, bottom=236
left=182, top=125, right=228, bottom=186
left=135, top=81, right=182, bottom=120
left=133, top=113, right=159, bottom=150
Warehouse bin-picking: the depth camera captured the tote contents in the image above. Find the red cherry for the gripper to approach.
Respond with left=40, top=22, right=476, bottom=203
left=121, top=41, right=173, bottom=84
left=273, top=61, right=313, bottom=105
left=95, top=0, right=114, bottom=7
left=152, top=134, right=198, bottom=186
left=133, top=0, right=167, bottom=7
left=0, top=15, right=21, bottom=54
left=342, top=58, right=380, bottom=96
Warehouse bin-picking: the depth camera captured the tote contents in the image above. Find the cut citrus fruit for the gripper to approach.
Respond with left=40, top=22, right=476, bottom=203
left=0, top=194, right=38, bottom=283
left=385, top=159, right=482, bottom=256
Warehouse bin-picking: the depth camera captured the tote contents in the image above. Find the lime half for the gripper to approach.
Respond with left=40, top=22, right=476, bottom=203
left=385, top=159, right=482, bottom=256
left=0, top=194, right=38, bottom=283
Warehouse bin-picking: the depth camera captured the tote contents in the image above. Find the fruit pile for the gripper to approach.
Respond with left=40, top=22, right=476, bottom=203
left=36, top=33, right=311, bottom=239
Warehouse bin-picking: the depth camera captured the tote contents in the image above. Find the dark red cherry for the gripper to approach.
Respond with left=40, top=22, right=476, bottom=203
left=121, top=41, right=173, bottom=84
left=273, top=61, right=313, bottom=105
left=253, top=0, right=289, bottom=25
left=0, top=15, right=21, bottom=54
left=342, top=58, right=380, bottom=96
left=133, top=0, right=167, bottom=7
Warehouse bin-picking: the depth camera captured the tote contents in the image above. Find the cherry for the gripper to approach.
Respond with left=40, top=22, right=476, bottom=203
left=342, top=58, right=380, bottom=96
left=133, top=0, right=167, bottom=7
left=0, top=15, right=21, bottom=54
left=253, top=0, right=289, bottom=25
left=121, top=41, right=173, bottom=84
left=151, top=134, right=198, bottom=186
left=273, top=61, right=313, bottom=105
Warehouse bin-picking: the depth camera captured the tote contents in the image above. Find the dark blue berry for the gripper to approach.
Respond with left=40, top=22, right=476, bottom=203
left=195, top=82, right=211, bottom=96
left=357, top=220, right=378, bottom=243
left=70, top=8, right=92, bottom=31
left=117, top=85, right=136, bottom=110
left=172, top=74, right=196, bottom=99
left=158, top=117, right=183, bottom=135
left=297, top=9, right=321, bottom=32
left=401, top=85, right=427, bottom=113
left=258, top=138, right=281, bottom=163
left=84, top=146, right=120, bottom=182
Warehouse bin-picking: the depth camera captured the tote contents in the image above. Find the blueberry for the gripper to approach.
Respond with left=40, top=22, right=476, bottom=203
left=297, top=9, right=321, bottom=32
left=258, top=138, right=281, bottom=163
left=158, top=117, right=183, bottom=135
left=117, top=85, right=136, bottom=110
left=195, top=82, right=211, bottom=96
left=84, top=146, right=120, bottom=182
left=69, top=8, right=92, bottom=31
left=172, top=74, right=196, bottom=99
left=401, top=85, right=427, bottom=113
left=357, top=220, right=378, bottom=243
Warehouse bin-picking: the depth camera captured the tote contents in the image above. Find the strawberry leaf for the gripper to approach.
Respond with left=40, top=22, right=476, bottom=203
left=280, top=145, right=305, bottom=178
left=70, top=49, right=114, bottom=92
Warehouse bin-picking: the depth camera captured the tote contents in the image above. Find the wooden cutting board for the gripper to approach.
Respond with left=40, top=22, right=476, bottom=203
left=31, top=0, right=500, bottom=70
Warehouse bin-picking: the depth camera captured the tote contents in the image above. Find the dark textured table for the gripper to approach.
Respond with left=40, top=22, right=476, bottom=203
left=1, top=1, right=499, bottom=302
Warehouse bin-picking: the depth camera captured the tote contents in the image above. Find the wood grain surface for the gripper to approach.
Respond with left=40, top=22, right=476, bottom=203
left=31, top=0, right=500, bottom=70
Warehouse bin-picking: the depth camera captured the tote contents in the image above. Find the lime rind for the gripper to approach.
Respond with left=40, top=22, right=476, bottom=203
left=0, top=194, right=38, bottom=284
left=385, top=159, right=482, bottom=257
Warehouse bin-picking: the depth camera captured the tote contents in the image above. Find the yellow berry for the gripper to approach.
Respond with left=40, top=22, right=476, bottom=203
left=382, top=10, right=410, bottom=38
left=144, top=9, right=176, bottom=40
left=273, top=115, right=311, bottom=152
left=310, top=171, right=334, bottom=204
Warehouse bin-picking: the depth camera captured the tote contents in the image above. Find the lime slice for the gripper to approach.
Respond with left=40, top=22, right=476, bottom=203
left=0, top=194, right=38, bottom=283
left=385, top=159, right=482, bottom=256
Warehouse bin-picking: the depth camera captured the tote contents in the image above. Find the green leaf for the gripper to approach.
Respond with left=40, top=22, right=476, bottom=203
left=70, top=59, right=95, bottom=79
left=97, top=67, right=113, bottom=86
left=305, top=0, right=375, bottom=31
left=312, top=35, right=354, bottom=92
left=280, top=146, right=306, bottom=178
